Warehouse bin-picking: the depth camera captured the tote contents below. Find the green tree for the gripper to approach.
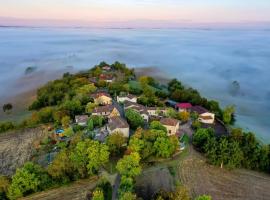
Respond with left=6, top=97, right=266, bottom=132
left=168, top=79, right=183, bottom=92
left=92, top=188, right=104, bottom=200
left=116, top=152, right=141, bottom=178
left=154, top=137, right=176, bottom=158
left=192, top=128, right=214, bottom=151
left=0, top=176, right=10, bottom=200
left=119, top=191, right=137, bottom=200
left=125, top=109, right=144, bottom=129
left=85, top=102, right=97, bottom=113
left=87, top=119, right=94, bottom=131
left=195, top=195, right=212, bottom=200
left=70, top=140, right=92, bottom=178
left=48, top=150, right=74, bottom=182
left=2, top=103, right=13, bottom=113
left=106, top=132, right=127, bottom=155
left=8, top=162, right=51, bottom=200
left=87, top=140, right=110, bottom=175
left=61, top=99, right=83, bottom=117
left=223, top=105, right=235, bottom=124
left=150, top=121, right=167, bottom=133
left=61, top=115, right=70, bottom=129
left=76, top=84, right=96, bottom=95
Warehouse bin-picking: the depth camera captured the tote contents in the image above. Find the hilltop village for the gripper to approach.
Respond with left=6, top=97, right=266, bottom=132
left=0, top=62, right=269, bottom=200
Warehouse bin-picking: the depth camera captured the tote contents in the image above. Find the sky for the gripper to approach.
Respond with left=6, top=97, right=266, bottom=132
left=0, top=0, right=270, bottom=27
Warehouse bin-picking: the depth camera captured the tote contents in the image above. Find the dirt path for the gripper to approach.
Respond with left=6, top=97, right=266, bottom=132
left=21, top=178, right=98, bottom=200
left=178, top=147, right=270, bottom=200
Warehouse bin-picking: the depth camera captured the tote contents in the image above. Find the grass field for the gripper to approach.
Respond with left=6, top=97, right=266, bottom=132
left=136, top=146, right=270, bottom=200
left=22, top=178, right=98, bottom=200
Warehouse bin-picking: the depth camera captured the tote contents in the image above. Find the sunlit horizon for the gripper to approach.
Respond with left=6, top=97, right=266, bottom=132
left=1, top=0, right=270, bottom=27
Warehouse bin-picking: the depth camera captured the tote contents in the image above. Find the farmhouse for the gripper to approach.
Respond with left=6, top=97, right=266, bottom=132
left=160, top=117, right=180, bottom=136
left=124, top=101, right=149, bottom=122
left=92, top=105, right=120, bottom=118
left=107, top=116, right=130, bottom=137
left=91, top=92, right=112, bottom=105
left=146, top=107, right=167, bottom=117
left=191, top=106, right=215, bottom=124
left=99, top=74, right=115, bottom=83
left=176, top=103, right=192, bottom=112
left=75, top=115, right=88, bottom=126
left=117, top=94, right=137, bottom=103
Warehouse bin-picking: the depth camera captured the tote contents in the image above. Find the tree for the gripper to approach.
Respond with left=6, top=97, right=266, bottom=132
left=48, top=150, right=74, bottom=182
left=70, top=140, right=92, bottom=178
left=116, top=152, right=141, bottom=178
left=168, top=79, right=183, bottom=92
left=2, top=103, right=12, bottom=113
left=0, top=176, right=10, bottom=200
left=76, top=84, right=96, bottom=95
left=61, top=116, right=70, bottom=129
left=106, top=132, right=127, bottom=155
left=119, top=176, right=134, bottom=194
left=179, top=111, right=190, bottom=122
left=61, top=99, right=83, bottom=117
left=154, top=137, right=176, bottom=158
left=195, top=195, right=212, bottom=200
left=125, top=109, right=144, bottom=129
left=150, top=121, right=167, bottom=133
left=0, top=122, right=15, bottom=133
left=92, top=188, right=104, bottom=200
left=119, top=191, right=137, bottom=200
left=87, top=119, right=94, bottom=131
left=8, top=162, right=51, bottom=200
left=169, top=186, right=191, bottom=200
left=223, top=105, right=235, bottom=124
left=85, top=102, right=97, bottom=113
left=87, top=140, right=110, bottom=175
left=192, top=128, right=214, bottom=151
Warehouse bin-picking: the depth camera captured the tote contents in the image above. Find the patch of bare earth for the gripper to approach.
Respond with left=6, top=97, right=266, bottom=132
left=0, top=126, right=48, bottom=176
left=178, top=147, right=270, bottom=200
left=21, top=178, right=98, bottom=200
left=135, top=167, right=175, bottom=200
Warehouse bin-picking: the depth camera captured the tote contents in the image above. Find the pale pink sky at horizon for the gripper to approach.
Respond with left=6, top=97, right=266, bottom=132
left=0, top=0, right=270, bottom=26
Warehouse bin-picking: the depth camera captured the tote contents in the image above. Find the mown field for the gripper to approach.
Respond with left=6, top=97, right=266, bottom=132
left=21, top=178, right=98, bottom=200
left=136, top=146, right=270, bottom=200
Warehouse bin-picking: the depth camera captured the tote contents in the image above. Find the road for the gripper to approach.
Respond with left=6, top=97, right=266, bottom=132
left=112, top=174, right=121, bottom=200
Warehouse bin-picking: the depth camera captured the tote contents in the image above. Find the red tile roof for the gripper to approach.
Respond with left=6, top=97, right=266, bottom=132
left=176, top=103, right=192, bottom=109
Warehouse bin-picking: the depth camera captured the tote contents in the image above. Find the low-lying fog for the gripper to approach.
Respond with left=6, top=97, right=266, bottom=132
left=0, top=27, right=270, bottom=142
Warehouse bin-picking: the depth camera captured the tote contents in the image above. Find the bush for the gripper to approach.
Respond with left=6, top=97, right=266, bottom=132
left=125, top=109, right=144, bottom=129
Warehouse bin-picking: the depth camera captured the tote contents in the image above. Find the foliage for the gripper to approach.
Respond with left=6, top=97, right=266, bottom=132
left=87, top=118, right=94, bottom=131
left=89, top=115, right=105, bottom=128
left=76, top=83, right=96, bottom=95
left=125, top=109, right=145, bottom=129
left=192, top=128, right=214, bottom=152
left=48, top=149, right=74, bottom=182
left=0, top=122, right=15, bottom=133
left=119, top=191, right=137, bottom=200
left=61, top=115, right=70, bottom=129
left=154, top=136, right=178, bottom=158
left=85, top=102, right=98, bottom=113
left=195, top=195, right=212, bottom=200
left=150, top=121, right=167, bottom=133
left=106, top=132, right=127, bottom=155
left=8, top=162, right=52, bottom=200
left=2, top=103, right=13, bottom=112
left=96, top=178, right=112, bottom=200
left=92, top=188, right=104, bottom=200
left=0, top=176, right=10, bottom=200
left=179, top=111, right=190, bottom=122
left=87, top=140, right=110, bottom=175
left=223, top=105, right=235, bottom=124
left=61, top=99, right=83, bottom=117
left=116, top=152, right=141, bottom=178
